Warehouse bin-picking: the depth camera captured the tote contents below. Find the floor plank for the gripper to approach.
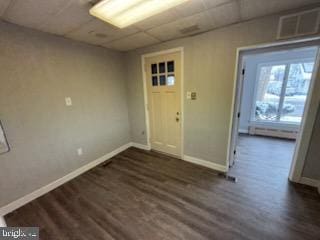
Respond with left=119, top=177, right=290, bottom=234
left=5, top=136, right=320, bottom=240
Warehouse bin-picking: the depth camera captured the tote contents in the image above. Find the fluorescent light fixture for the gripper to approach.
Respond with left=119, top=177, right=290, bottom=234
left=90, top=0, right=189, bottom=28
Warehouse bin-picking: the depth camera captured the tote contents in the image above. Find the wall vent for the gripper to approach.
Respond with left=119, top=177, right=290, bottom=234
left=277, top=8, right=320, bottom=40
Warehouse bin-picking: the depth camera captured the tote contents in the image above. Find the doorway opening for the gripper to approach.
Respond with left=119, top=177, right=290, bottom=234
left=229, top=42, right=320, bottom=184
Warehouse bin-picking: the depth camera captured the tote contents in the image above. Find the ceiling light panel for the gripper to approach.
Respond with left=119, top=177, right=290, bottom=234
left=90, top=0, right=189, bottom=28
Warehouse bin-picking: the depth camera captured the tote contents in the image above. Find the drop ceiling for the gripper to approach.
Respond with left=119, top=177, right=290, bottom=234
left=0, top=0, right=319, bottom=51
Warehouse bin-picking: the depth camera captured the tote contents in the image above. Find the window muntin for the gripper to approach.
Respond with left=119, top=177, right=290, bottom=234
left=150, top=60, right=175, bottom=87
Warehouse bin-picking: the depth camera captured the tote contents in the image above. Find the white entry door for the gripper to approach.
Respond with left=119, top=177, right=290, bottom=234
left=145, top=51, right=182, bottom=157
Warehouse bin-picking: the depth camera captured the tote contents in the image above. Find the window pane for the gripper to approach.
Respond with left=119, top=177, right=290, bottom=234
left=302, top=62, right=314, bottom=73
left=152, top=76, right=158, bottom=86
left=280, top=62, right=314, bottom=123
left=151, top=64, right=157, bottom=74
left=159, top=62, right=165, bottom=73
left=159, top=75, right=166, bottom=85
left=167, top=74, right=175, bottom=86
left=167, top=61, right=174, bottom=72
left=255, top=65, right=286, bottom=121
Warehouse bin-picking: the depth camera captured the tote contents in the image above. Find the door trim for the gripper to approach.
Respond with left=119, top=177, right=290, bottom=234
left=228, top=36, right=320, bottom=184
left=141, top=47, right=184, bottom=158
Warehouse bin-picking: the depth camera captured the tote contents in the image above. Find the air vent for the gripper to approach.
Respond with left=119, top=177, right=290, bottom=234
left=95, top=33, right=108, bottom=38
left=277, top=8, right=320, bottom=40
left=179, top=25, right=200, bottom=35
left=88, top=31, right=108, bottom=39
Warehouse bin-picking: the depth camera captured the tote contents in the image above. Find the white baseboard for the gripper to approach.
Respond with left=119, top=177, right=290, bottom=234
left=183, top=155, right=228, bottom=173
left=299, top=177, right=320, bottom=190
left=131, top=142, right=151, bottom=151
left=238, top=128, right=249, bottom=134
left=0, top=216, right=6, bottom=227
left=0, top=142, right=132, bottom=217
left=0, top=142, right=226, bottom=218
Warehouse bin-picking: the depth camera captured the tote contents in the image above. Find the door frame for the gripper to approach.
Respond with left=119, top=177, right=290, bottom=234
left=141, top=47, right=184, bottom=158
left=228, top=36, right=320, bottom=183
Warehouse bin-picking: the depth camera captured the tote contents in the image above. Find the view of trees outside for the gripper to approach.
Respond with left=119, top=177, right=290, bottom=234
left=255, top=61, right=314, bottom=123
left=281, top=63, right=313, bottom=122
left=255, top=65, right=285, bottom=120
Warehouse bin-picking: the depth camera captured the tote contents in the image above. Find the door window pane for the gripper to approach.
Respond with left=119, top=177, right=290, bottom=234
left=280, top=62, right=314, bottom=123
left=152, top=76, right=158, bottom=86
left=167, top=61, right=174, bottom=72
left=151, top=64, right=157, bottom=74
left=167, top=74, right=175, bottom=86
left=159, top=75, right=166, bottom=85
left=159, top=62, right=165, bottom=73
left=255, top=65, right=286, bottom=121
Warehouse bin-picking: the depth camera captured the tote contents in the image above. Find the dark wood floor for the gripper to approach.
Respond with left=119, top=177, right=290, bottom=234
left=5, top=136, right=320, bottom=240
left=231, top=134, right=296, bottom=187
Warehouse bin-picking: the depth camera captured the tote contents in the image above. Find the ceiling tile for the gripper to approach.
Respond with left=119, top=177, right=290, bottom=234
left=0, top=0, right=11, bottom=16
left=146, top=22, right=181, bottom=42
left=174, top=0, right=206, bottom=17
left=240, top=0, right=320, bottom=20
left=202, top=0, right=235, bottom=9
left=66, top=19, right=139, bottom=45
left=3, top=0, right=68, bottom=29
left=2, top=0, right=319, bottom=51
left=206, top=1, right=241, bottom=28
left=147, top=11, right=213, bottom=41
left=102, top=32, right=160, bottom=51
left=134, top=9, right=178, bottom=31
left=37, top=0, right=94, bottom=35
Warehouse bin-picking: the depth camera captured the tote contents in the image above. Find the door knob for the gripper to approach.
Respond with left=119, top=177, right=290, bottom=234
left=176, top=117, right=179, bottom=122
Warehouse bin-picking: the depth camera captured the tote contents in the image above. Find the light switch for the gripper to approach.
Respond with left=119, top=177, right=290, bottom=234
left=65, top=97, right=72, bottom=106
left=191, top=92, right=197, bottom=100
left=186, top=92, right=191, bottom=99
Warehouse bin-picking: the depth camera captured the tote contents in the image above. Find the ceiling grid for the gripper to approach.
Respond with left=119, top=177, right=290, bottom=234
left=0, top=0, right=319, bottom=51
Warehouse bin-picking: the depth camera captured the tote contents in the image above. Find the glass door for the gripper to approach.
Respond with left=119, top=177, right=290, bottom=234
left=253, top=60, right=315, bottom=125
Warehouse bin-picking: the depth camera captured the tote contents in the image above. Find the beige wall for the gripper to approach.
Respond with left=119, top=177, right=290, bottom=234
left=0, top=21, right=130, bottom=207
left=126, top=14, right=283, bottom=166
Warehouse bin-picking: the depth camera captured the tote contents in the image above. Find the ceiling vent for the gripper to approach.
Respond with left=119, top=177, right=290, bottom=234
left=95, top=33, right=108, bottom=38
left=88, top=31, right=108, bottom=39
left=277, top=8, right=320, bottom=40
left=179, top=25, right=200, bottom=35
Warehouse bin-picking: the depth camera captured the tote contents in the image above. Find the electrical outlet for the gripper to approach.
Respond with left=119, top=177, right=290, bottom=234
left=77, top=148, right=83, bottom=156
left=65, top=97, right=72, bottom=106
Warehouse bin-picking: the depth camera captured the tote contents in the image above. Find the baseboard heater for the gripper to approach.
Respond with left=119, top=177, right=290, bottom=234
left=249, top=126, right=298, bottom=140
